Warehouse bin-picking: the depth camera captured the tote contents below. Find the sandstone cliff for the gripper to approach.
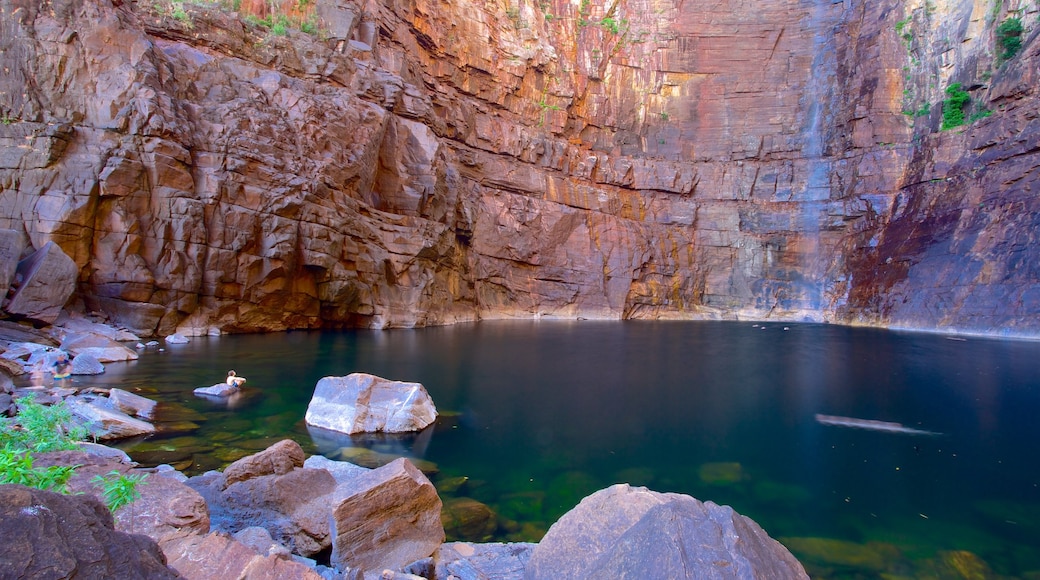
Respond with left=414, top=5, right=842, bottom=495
left=0, top=0, right=1036, bottom=336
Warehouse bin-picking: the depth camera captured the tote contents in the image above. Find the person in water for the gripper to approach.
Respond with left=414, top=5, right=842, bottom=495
left=52, top=352, right=72, bottom=382
left=226, top=370, right=247, bottom=387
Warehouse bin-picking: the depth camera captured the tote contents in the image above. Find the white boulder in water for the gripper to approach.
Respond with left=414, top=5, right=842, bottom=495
left=305, top=373, right=437, bottom=435
left=165, top=333, right=190, bottom=344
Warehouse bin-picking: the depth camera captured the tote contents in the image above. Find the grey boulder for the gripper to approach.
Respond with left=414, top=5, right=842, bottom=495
left=524, top=483, right=809, bottom=580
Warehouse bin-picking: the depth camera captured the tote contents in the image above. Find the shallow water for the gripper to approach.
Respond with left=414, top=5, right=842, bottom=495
left=60, top=321, right=1040, bottom=578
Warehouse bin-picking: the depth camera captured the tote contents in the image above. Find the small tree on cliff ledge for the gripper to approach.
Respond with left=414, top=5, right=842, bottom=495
left=941, top=83, right=970, bottom=130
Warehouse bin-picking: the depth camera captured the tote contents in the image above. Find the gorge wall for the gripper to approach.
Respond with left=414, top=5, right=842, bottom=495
left=0, top=0, right=1038, bottom=337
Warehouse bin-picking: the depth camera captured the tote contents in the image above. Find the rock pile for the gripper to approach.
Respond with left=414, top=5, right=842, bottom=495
left=19, top=439, right=808, bottom=580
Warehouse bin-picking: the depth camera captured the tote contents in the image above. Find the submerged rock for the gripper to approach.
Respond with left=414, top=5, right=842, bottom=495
left=525, top=483, right=808, bottom=580
left=305, top=373, right=438, bottom=435
left=109, top=387, right=157, bottom=419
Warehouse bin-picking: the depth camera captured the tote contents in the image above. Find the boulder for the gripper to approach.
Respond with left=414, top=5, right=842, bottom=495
left=0, top=320, right=58, bottom=346
left=194, top=382, right=239, bottom=398
left=304, top=454, right=370, bottom=484
left=109, top=387, right=158, bottom=419
left=329, top=457, right=444, bottom=573
left=0, top=484, right=179, bottom=579
left=66, top=397, right=157, bottom=439
left=61, top=331, right=140, bottom=362
left=0, top=229, right=24, bottom=293
left=73, top=441, right=134, bottom=463
left=165, top=333, right=190, bottom=344
left=71, top=352, right=106, bottom=375
left=305, top=373, right=438, bottom=435
left=35, top=451, right=210, bottom=546
left=234, top=526, right=293, bottom=560
left=442, top=497, right=498, bottom=541
left=162, top=531, right=325, bottom=580
left=4, top=241, right=78, bottom=324
left=189, top=466, right=338, bottom=557
left=0, top=358, right=24, bottom=379
left=524, top=484, right=809, bottom=580
left=433, top=542, right=535, bottom=580
left=222, top=439, right=307, bottom=489
left=52, top=314, right=141, bottom=342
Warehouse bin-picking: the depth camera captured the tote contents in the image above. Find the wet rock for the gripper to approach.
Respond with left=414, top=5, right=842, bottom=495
left=305, top=373, right=438, bottom=435
left=329, top=457, right=444, bottom=573
left=434, top=475, right=470, bottom=494
left=5, top=242, right=77, bottom=324
left=193, top=382, right=239, bottom=398
left=526, top=483, right=808, bottom=580
left=433, top=542, right=535, bottom=580
left=442, top=497, right=498, bottom=541
left=163, top=531, right=324, bottom=580
left=165, top=333, right=190, bottom=344
left=698, top=461, right=748, bottom=486
left=934, top=550, right=995, bottom=580
left=71, top=352, right=106, bottom=375
left=109, top=387, right=157, bottom=419
left=0, top=484, right=180, bottom=579
left=779, top=537, right=889, bottom=572
left=66, top=397, right=157, bottom=440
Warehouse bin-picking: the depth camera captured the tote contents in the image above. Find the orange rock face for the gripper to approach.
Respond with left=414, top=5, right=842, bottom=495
left=0, top=0, right=1036, bottom=335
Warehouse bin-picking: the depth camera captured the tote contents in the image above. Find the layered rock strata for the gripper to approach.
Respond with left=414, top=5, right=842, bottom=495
left=0, top=0, right=1037, bottom=336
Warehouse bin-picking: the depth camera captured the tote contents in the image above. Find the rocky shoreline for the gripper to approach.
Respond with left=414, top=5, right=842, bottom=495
left=1, top=315, right=808, bottom=579
left=7, top=440, right=809, bottom=580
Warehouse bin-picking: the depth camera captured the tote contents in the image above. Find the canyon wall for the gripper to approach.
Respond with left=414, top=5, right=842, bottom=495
left=0, top=0, right=1037, bottom=337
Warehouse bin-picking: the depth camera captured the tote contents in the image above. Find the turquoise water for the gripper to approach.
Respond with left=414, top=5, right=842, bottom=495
left=63, top=321, right=1040, bottom=578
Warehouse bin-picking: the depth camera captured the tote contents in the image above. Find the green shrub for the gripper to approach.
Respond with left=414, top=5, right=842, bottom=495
left=0, top=446, right=78, bottom=493
left=941, top=83, right=970, bottom=130
left=0, top=395, right=85, bottom=453
left=92, top=470, right=149, bottom=513
left=997, top=17, right=1024, bottom=61
left=0, top=396, right=84, bottom=493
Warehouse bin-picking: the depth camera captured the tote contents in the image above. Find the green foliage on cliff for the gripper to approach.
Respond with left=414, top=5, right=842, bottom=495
left=941, top=83, right=970, bottom=130
left=997, top=17, right=1024, bottom=62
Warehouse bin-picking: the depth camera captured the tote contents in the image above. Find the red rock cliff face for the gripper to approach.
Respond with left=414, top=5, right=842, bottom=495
left=0, top=0, right=1036, bottom=336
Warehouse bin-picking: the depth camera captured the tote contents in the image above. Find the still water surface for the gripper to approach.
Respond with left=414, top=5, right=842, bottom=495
left=72, top=321, right=1040, bottom=578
